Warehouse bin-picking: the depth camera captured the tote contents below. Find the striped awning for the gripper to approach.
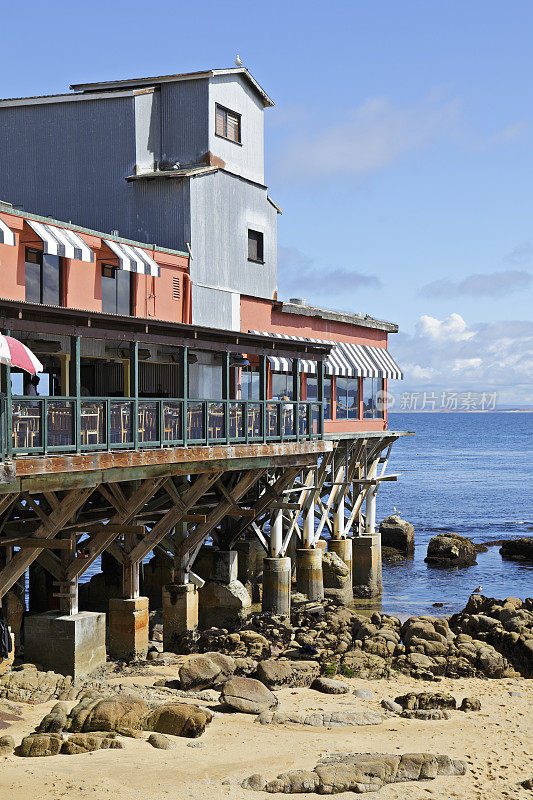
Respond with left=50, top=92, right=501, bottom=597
left=26, top=219, right=94, bottom=262
left=104, top=239, right=160, bottom=277
left=0, top=218, right=15, bottom=246
left=249, top=331, right=403, bottom=380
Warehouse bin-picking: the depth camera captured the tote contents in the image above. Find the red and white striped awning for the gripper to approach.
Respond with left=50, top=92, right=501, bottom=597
left=0, top=335, right=43, bottom=375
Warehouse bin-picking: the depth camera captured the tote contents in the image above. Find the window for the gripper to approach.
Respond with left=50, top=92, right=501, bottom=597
left=248, top=229, right=264, bottom=263
left=272, top=372, right=294, bottom=401
left=241, top=367, right=260, bottom=400
left=306, top=376, right=318, bottom=401
left=323, top=377, right=332, bottom=420
left=101, top=264, right=132, bottom=316
left=25, top=248, right=62, bottom=306
left=215, top=104, right=241, bottom=143
left=336, top=377, right=359, bottom=419
left=362, top=377, right=384, bottom=419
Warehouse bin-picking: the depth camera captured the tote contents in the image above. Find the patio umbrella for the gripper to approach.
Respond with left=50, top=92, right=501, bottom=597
left=0, top=335, right=43, bottom=375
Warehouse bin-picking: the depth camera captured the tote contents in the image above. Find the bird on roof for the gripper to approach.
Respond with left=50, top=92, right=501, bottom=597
left=235, top=54, right=242, bottom=67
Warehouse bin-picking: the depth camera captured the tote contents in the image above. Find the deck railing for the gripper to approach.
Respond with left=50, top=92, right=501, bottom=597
left=2, top=396, right=323, bottom=457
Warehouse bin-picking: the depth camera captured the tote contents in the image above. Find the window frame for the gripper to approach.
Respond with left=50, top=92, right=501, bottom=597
left=24, top=246, right=63, bottom=306
left=101, top=263, right=133, bottom=316
left=215, top=103, right=242, bottom=145
left=248, top=229, right=264, bottom=264
left=362, top=377, right=385, bottom=419
left=335, top=376, right=359, bottom=420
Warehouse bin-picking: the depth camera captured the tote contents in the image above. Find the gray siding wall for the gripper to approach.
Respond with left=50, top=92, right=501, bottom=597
left=134, top=91, right=161, bottom=171
left=160, top=79, right=209, bottom=167
left=0, top=96, right=137, bottom=235
left=130, top=178, right=190, bottom=251
left=189, top=170, right=277, bottom=328
left=191, top=285, right=240, bottom=331
left=208, top=75, right=265, bottom=184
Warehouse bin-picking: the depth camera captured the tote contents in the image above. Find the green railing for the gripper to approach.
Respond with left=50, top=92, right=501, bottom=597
left=3, top=396, right=323, bottom=457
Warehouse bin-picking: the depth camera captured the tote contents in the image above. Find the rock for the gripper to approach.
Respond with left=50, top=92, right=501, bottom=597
left=401, top=709, right=452, bottom=720
left=242, top=773, right=267, bottom=791
left=255, top=709, right=386, bottom=727
left=256, top=659, right=320, bottom=689
left=322, top=552, right=353, bottom=606
left=521, top=777, right=533, bottom=790
left=460, top=696, right=481, bottom=711
left=500, top=538, right=533, bottom=561
left=143, top=703, right=212, bottom=738
left=198, top=580, right=251, bottom=629
left=353, top=688, right=375, bottom=700
left=187, top=740, right=206, bottom=748
left=61, top=734, right=122, bottom=755
left=147, top=732, right=176, bottom=750
left=0, top=734, right=15, bottom=755
left=37, top=702, right=69, bottom=733
left=17, top=733, right=63, bottom=757
left=179, top=653, right=235, bottom=690
left=220, top=677, right=278, bottom=714
left=67, top=695, right=149, bottom=734
left=311, top=677, right=349, bottom=694
left=394, top=692, right=457, bottom=711
left=379, top=515, right=415, bottom=554
left=381, top=699, right=403, bottom=713
left=425, top=533, right=486, bottom=566
left=340, top=650, right=389, bottom=679
left=267, top=771, right=320, bottom=793
left=0, top=666, right=74, bottom=704
left=509, top=690, right=523, bottom=697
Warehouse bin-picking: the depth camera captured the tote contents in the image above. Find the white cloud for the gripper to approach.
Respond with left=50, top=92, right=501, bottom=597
left=274, top=95, right=460, bottom=181
left=389, top=314, right=533, bottom=406
left=416, top=313, right=476, bottom=343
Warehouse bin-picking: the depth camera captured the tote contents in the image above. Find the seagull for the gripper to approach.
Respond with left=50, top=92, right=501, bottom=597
left=472, top=585, right=483, bottom=594
left=235, top=54, right=242, bottom=67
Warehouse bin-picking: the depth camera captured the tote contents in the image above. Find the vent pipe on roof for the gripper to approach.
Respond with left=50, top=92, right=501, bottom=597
left=289, top=298, right=306, bottom=306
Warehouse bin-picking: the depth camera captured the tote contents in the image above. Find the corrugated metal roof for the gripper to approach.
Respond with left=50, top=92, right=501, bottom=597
left=70, top=68, right=275, bottom=107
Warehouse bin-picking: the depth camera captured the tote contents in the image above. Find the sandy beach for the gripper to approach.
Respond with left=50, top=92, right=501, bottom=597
left=1, top=662, right=531, bottom=800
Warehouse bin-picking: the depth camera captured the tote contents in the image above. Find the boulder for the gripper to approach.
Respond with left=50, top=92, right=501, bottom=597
left=220, top=676, right=278, bottom=714
left=381, top=699, right=403, bottom=714
left=147, top=732, right=176, bottom=750
left=256, top=659, right=320, bottom=689
left=394, top=692, right=457, bottom=711
left=460, top=696, right=481, bottom=712
left=143, top=703, right=212, bottom=738
left=425, top=533, right=486, bottom=566
left=379, top=515, right=415, bottom=554
left=67, top=695, right=149, bottom=734
left=311, top=677, right=349, bottom=695
left=256, top=709, right=386, bottom=727
left=401, top=709, right=452, bottom=720
left=322, top=552, right=353, bottom=606
left=61, top=734, right=122, bottom=755
left=17, top=733, right=63, bottom=757
left=340, top=650, right=389, bottom=679
left=198, top=580, right=251, bottom=629
left=0, top=665, right=74, bottom=704
left=179, top=653, right=235, bottom=689
left=37, top=702, right=70, bottom=733
left=500, top=538, right=533, bottom=561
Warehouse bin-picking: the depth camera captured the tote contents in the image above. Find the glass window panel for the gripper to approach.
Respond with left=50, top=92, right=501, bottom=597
left=241, top=368, right=260, bottom=400
left=42, top=253, right=60, bottom=306
left=363, top=378, right=375, bottom=418
left=25, top=259, right=41, bottom=304
left=324, top=377, right=332, bottom=420
left=272, top=372, right=293, bottom=401
left=102, top=268, right=117, bottom=314
left=347, top=378, right=359, bottom=419
left=215, top=105, right=225, bottom=136
left=306, top=376, right=318, bottom=401
left=336, top=377, right=348, bottom=419
left=116, top=269, right=131, bottom=315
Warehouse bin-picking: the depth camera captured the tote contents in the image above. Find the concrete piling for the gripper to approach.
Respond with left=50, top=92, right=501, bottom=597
left=108, top=596, right=149, bottom=661
left=352, top=534, right=382, bottom=598
left=328, top=537, right=353, bottom=582
left=162, top=583, right=198, bottom=650
left=262, top=556, right=291, bottom=616
left=296, top=548, right=324, bottom=601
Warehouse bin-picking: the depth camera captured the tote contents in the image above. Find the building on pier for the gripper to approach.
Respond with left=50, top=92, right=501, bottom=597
left=0, top=67, right=408, bottom=678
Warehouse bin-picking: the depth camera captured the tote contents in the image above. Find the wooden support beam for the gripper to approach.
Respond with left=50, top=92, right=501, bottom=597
left=0, top=538, right=74, bottom=549
left=270, top=502, right=301, bottom=510
left=128, top=471, right=224, bottom=566
left=179, top=468, right=267, bottom=570
left=65, top=478, right=166, bottom=582
left=0, top=487, right=94, bottom=598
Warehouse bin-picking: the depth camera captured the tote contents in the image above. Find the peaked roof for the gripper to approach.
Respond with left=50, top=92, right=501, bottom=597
left=70, top=67, right=274, bottom=107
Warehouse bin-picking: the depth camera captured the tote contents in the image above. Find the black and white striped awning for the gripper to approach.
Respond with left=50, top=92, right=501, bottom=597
left=105, top=239, right=160, bottom=277
left=27, top=219, right=94, bottom=262
left=0, top=218, right=15, bottom=246
left=249, top=331, right=403, bottom=380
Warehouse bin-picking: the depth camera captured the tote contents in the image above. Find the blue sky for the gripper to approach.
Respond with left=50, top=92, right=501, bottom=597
left=2, top=0, right=532, bottom=405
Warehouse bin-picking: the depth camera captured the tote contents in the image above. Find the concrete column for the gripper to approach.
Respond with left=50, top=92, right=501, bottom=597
left=296, top=548, right=324, bottom=601
left=162, top=583, right=198, bottom=651
left=24, top=611, right=106, bottom=680
left=328, top=537, right=353, bottom=582
left=212, top=550, right=238, bottom=583
left=269, top=509, right=283, bottom=556
left=365, top=484, right=377, bottom=534
left=262, top=556, right=291, bottom=616
left=352, top=534, right=382, bottom=598
left=108, top=596, right=149, bottom=661
left=302, top=498, right=315, bottom=548
left=333, top=493, right=345, bottom=538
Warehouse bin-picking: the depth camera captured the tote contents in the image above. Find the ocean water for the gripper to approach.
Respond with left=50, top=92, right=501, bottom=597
left=375, top=412, right=533, bottom=617
left=77, top=412, right=532, bottom=619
